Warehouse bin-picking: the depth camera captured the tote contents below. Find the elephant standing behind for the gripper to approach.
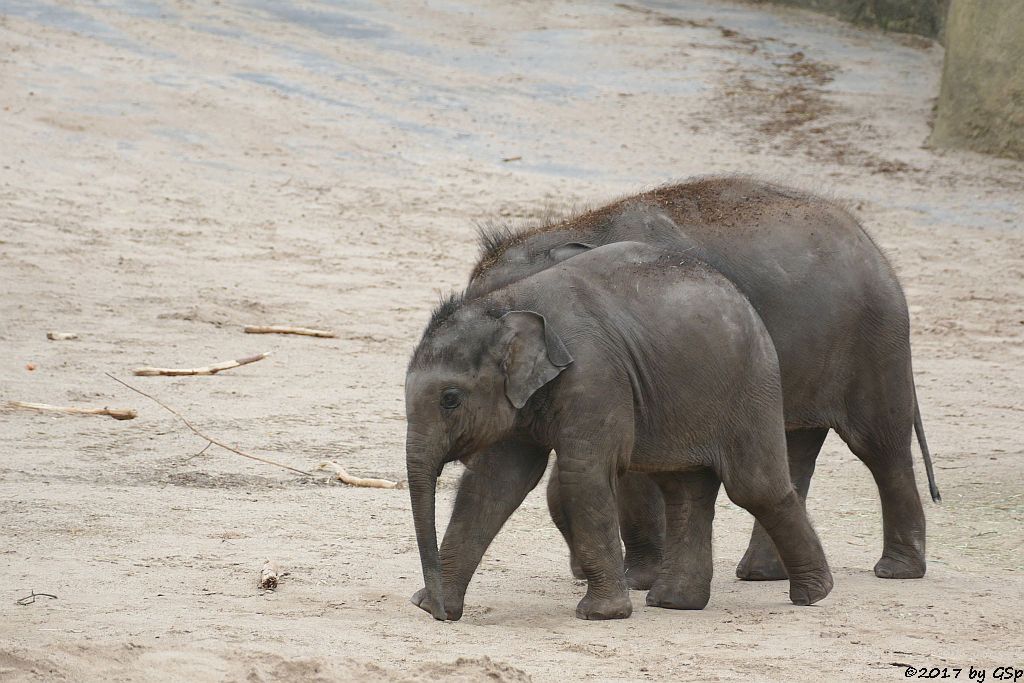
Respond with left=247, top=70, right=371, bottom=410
left=461, top=176, right=938, bottom=586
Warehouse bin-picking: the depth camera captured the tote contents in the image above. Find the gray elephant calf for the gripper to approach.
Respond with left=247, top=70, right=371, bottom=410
left=405, top=241, right=833, bottom=621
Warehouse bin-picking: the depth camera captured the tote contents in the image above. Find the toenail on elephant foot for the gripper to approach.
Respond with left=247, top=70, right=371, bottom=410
left=410, top=587, right=444, bottom=620
left=575, top=593, right=633, bottom=620
left=788, top=569, right=834, bottom=606
left=874, top=553, right=926, bottom=579
left=736, top=549, right=789, bottom=581
left=625, top=564, right=659, bottom=591
left=645, top=584, right=710, bottom=610
left=410, top=587, right=463, bottom=621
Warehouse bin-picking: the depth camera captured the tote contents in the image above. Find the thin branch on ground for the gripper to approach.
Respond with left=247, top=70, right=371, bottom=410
left=16, top=590, right=58, bottom=606
left=133, top=351, right=271, bottom=376
left=105, top=373, right=313, bottom=477
left=183, top=441, right=213, bottom=462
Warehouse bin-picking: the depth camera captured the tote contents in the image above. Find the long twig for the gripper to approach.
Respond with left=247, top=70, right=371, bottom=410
left=133, top=352, right=270, bottom=376
left=105, top=373, right=312, bottom=477
left=244, top=325, right=336, bottom=338
left=7, top=401, right=136, bottom=421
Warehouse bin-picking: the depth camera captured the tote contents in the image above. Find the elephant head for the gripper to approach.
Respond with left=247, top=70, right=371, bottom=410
left=405, top=299, right=573, bottom=620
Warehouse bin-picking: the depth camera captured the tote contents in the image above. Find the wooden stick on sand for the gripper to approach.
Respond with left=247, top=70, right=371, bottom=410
left=244, top=325, right=336, bottom=338
left=133, top=352, right=270, bottom=377
left=318, top=461, right=401, bottom=489
left=6, top=401, right=136, bottom=421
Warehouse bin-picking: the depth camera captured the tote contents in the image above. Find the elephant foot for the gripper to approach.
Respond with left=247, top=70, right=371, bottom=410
left=624, top=562, right=659, bottom=591
left=735, top=545, right=789, bottom=581
left=645, top=579, right=711, bottom=610
left=411, top=587, right=463, bottom=621
left=874, top=551, right=925, bottom=579
left=788, top=567, right=833, bottom=606
left=575, top=592, right=633, bottom=620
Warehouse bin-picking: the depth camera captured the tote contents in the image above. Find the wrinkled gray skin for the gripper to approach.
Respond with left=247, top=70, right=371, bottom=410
left=458, top=176, right=939, bottom=591
left=406, top=242, right=834, bottom=620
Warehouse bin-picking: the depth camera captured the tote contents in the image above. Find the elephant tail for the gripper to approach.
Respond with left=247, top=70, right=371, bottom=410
left=914, top=385, right=941, bottom=503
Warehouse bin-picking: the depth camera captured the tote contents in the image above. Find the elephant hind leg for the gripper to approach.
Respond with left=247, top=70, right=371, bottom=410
left=837, top=345, right=927, bottom=579
left=745, top=491, right=834, bottom=605
left=645, top=469, right=720, bottom=610
left=736, top=428, right=829, bottom=581
left=719, top=437, right=833, bottom=606
left=840, top=426, right=926, bottom=579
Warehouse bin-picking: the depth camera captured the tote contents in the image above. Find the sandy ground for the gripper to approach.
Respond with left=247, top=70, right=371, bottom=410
left=1, top=1, right=1023, bottom=681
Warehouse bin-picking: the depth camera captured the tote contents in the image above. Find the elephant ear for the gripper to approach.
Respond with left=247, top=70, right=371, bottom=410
left=548, top=242, right=594, bottom=263
left=499, top=311, right=574, bottom=409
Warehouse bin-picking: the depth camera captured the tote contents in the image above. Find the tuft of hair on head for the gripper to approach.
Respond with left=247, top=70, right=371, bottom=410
left=475, top=222, right=516, bottom=265
left=409, top=290, right=467, bottom=371
left=424, top=290, right=465, bottom=336
left=470, top=222, right=519, bottom=281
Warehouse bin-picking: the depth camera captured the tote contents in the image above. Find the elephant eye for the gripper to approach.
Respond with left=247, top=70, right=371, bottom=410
left=439, top=388, right=462, bottom=410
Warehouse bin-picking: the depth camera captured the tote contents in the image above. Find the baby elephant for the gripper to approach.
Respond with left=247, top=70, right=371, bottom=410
left=405, top=242, right=833, bottom=621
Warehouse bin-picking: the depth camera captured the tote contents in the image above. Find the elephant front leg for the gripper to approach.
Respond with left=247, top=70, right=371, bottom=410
left=645, top=469, right=720, bottom=610
left=411, top=440, right=548, bottom=620
left=557, top=452, right=632, bottom=621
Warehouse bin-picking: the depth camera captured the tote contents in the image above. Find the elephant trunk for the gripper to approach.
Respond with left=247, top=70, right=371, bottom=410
left=407, top=443, right=447, bottom=621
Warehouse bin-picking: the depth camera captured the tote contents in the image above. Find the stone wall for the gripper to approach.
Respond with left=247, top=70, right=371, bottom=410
left=930, top=0, right=1024, bottom=160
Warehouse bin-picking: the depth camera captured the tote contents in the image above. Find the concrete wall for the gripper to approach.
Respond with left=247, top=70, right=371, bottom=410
left=748, top=0, right=949, bottom=38
left=930, top=0, right=1024, bottom=160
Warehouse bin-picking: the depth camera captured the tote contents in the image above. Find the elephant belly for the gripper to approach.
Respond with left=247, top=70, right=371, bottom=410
left=625, top=433, right=715, bottom=474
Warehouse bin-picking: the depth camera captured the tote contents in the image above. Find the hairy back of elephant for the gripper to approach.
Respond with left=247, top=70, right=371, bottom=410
left=468, top=175, right=910, bottom=426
